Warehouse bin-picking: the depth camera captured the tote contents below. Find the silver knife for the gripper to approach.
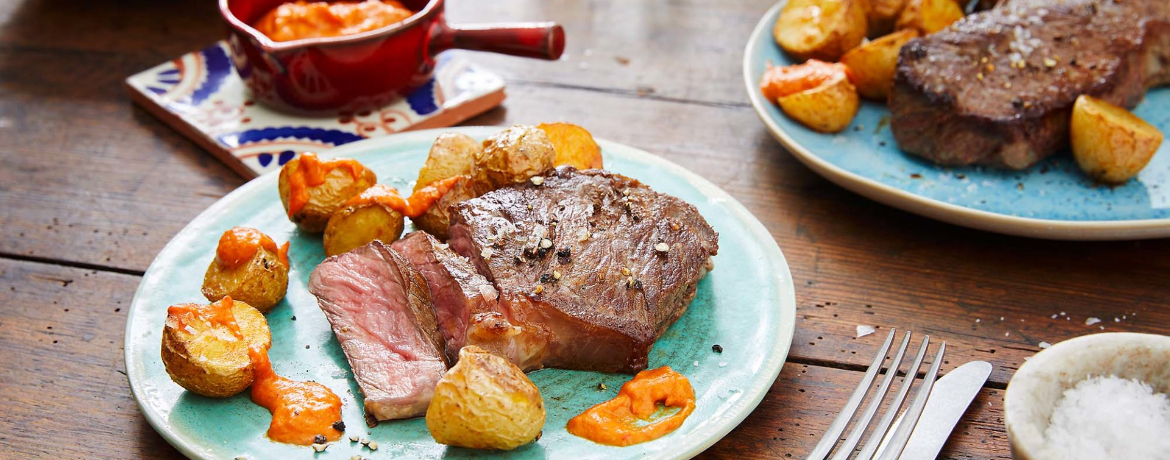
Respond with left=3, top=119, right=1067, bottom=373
left=874, top=361, right=993, bottom=460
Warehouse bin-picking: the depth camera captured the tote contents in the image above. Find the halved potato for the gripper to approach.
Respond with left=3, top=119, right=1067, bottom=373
left=277, top=154, right=377, bottom=233
left=537, top=122, right=604, bottom=171
left=161, top=298, right=272, bottom=398
left=1071, top=95, right=1164, bottom=184
left=840, top=29, right=920, bottom=100
left=774, top=0, right=868, bottom=61
left=474, top=125, right=556, bottom=188
left=896, top=0, right=964, bottom=35
left=411, top=176, right=488, bottom=239
left=323, top=200, right=405, bottom=257
left=778, top=72, right=860, bottom=133
left=202, top=229, right=289, bottom=313
left=426, top=346, right=544, bottom=450
left=867, top=0, right=909, bottom=37
left=415, top=132, right=481, bottom=193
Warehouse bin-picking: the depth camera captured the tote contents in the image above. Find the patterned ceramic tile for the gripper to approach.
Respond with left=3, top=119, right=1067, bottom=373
left=126, top=42, right=505, bottom=178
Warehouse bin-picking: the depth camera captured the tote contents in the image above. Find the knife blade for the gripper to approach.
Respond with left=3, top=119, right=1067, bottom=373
left=873, top=361, right=993, bottom=460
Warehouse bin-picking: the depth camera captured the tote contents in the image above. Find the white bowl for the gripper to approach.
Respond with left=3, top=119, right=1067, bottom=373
left=1004, top=332, right=1170, bottom=460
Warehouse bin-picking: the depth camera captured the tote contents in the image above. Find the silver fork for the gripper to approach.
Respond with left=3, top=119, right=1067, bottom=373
left=806, top=329, right=946, bottom=460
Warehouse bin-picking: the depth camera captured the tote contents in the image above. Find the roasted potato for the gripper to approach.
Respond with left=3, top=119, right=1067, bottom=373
left=1070, top=95, right=1164, bottom=184
left=415, top=132, right=481, bottom=193
left=426, top=346, right=545, bottom=450
left=161, top=297, right=272, bottom=398
left=474, top=125, right=557, bottom=188
left=323, top=186, right=406, bottom=257
left=537, top=122, right=604, bottom=171
left=202, top=227, right=289, bottom=313
left=774, top=0, right=868, bottom=61
left=896, top=0, right=964, bottom=35
left=840, top=29, right=920, bottom=100
left=411, top=176, right=487, bottom=239
left=278, top=153, right=377, bottom=233
left=778, top=71, right=860, bottom=133
left=867, top=0, right=909, bottom=37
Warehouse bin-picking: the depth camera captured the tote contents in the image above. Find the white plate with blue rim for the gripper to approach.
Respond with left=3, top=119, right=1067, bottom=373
left=744, top=1, right=1170, bottom=240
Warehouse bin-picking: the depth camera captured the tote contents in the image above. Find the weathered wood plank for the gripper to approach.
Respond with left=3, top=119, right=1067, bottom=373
left=0, top=259, right=181, bottom=458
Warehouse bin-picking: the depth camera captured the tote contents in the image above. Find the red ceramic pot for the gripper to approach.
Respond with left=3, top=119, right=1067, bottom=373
left=220, top=0, right=564, bottom=113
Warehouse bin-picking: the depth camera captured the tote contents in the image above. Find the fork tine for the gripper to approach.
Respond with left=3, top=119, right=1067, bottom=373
left=874, top=341, right=946, bottom=460
left=806, top=329, right=897, bottom=460
left=854, top=335, right=932, bottom=460
left=827, top=332, right=914, bottom=460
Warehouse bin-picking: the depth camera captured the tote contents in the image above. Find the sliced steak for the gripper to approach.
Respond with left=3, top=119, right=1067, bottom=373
left=447, top=167, right=719, bottom=373
left=890, top=0, right=1170, bottom=169
left=391, top=231, right=505, bottom=365
left=307, top=241, right=446, bottom=421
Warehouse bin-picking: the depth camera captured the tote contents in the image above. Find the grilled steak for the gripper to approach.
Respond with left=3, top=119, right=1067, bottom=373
left=447, top=167, right=719, bottom=373
left=390, top=231, right=503, bottom=365
left=890, top=0, right=1170, bottom=169
left=308, top=241, right=446, bottom=421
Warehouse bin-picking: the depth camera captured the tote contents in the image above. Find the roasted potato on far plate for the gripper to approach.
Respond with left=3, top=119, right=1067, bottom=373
left=840, top=29, right=920, bottom=100
left=537, top=122, right=604, bottom=171
left=896, top=0, right=964, bottom=35
left=427, top=346, right=545, bottom=450
left=867, top=0, right=909, bottom=37
left=415, top=132, right=481, bottom=193
left=475, top=125, right=557, bottom=188
left=774, top=0, right=867, bottom=61
left=202, top=227, right=289, bottom=313
left=162, top=297, right=272, bottom=398
left=779, top=72, right=859, bottom=133
left=323, top=188, right=406, bottom=257
left=277, top=153, right=377, bottom=233
left=1071, top=95, right=1164, bottom=184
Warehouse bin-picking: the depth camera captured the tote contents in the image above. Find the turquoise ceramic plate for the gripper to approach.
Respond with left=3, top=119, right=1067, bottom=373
left=744, top=2, right=1170, bottom=240
left=125, top=127, right=796, bottom=459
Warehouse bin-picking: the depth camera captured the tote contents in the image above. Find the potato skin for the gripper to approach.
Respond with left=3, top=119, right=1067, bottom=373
left=778, top=73, right=860, bottom=133
left=774, top=0, right=868, bottom=61
left=161, top=299, right=272, bottom=398
left=323, top=202, right=405, bottom=257
left=415, top=132, right=481, bottom=193
left=867, top=0, right=909, bottom=37
left=412, top=176, right=488, bottom=239
left=896, top=0, right=964, bottom=35
left=474, top=125, right=556, bottom=188
left=1071, top=95, right=1164, bottom=184
left=840, top=29, right=920, bottom=100
left=202, top=246, right=288, bottom=313
left=426, top=346, right=545, bottom=450
left=537, top=122, right=604, bottom=171
left=277, top=157, right=377, bottom=233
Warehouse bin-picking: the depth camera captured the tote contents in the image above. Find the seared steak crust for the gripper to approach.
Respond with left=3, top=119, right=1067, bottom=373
left=891, top=0, right=1170, bottom=169
left=447, top=167, right=719, bottom=373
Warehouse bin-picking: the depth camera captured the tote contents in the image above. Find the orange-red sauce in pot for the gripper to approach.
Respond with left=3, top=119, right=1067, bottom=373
left=254, top=0, right=414, bottom=42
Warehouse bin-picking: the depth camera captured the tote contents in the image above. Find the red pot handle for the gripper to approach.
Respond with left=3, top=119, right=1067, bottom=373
left=430, top=22, right=565, bottom=60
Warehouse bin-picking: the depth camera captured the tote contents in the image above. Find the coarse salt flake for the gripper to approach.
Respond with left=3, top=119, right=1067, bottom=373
left=856, top=325, right=876, bottom=338
left=1085, top=317, right=1101, bottom=326
left=1044, top=376, right=1170, bottom=460
left=1038, top=342, right=1051, bottom=349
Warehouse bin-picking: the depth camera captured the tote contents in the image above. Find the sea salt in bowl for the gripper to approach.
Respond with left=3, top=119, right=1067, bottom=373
left=1004, top=332, right=1170, bottom=460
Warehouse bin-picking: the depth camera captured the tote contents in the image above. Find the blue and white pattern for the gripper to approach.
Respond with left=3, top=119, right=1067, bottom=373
left=126, top=41, right=506, bottom=178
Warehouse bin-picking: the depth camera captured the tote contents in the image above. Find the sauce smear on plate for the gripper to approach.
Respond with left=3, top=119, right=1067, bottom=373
left=248, top=345, right=344, bottom=445
left=567, top=366, right=696, bottom=446
left=254, top=0, right=413, bottom=42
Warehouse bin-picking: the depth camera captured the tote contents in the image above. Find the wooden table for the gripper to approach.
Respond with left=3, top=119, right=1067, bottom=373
left=2, top=0, right=1166, bottom=457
